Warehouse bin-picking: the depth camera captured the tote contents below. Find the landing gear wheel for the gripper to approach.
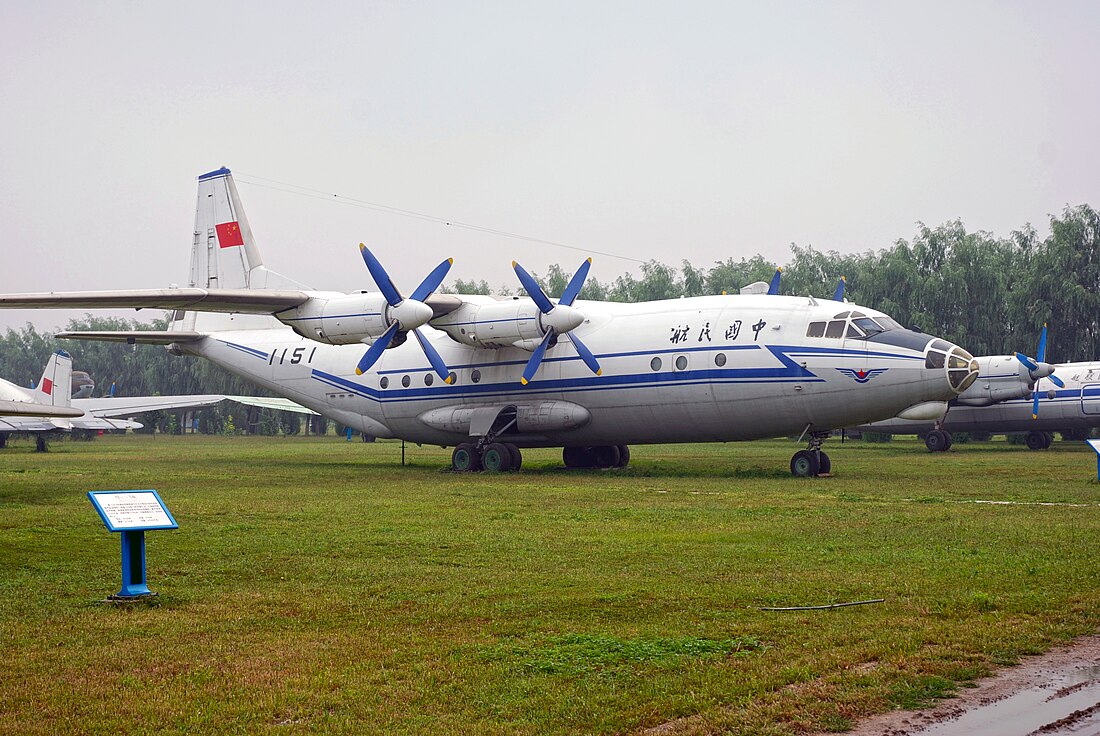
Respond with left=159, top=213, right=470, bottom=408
left=35, top=436, right=48, bottom=453
left=1044, top=432, right=1055, bottom=449
left=790, top=450, right=820, bottom=478
left=563, top=446, right=591, bottom=468
left=1025, top=431, right=1050, bottom=451
left=614, top=445, right=630, bottom=468
left=591, top=445, right=621, bottom=469
left=0, top=433, right=7, bottom=449
left=505, top=443, right=522, bottom=471
left=482, top=442, right=513, bottom=472
left=925, top=430, right=951, bottom=452
left=816, top=451, right=831, bottom=475
left=452, top=443, right=481, bottom=472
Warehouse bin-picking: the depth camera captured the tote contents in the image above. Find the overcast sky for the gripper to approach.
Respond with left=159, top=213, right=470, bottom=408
left=1, top=1, right=1098, bottom=331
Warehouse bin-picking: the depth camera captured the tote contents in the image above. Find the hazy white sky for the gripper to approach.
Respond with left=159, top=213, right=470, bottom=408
left=1, top=1, right=1098, bottom=331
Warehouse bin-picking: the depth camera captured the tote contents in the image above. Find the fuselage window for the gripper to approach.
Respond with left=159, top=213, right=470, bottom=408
left=448, top=372, right=458, bottom=384
left=675, top=355, right=688, bottom=371
left=650, top=356, right=662, bottom=371
left=380, top=376, right=389, bottom=389
left=424, top=373, right=434, bottom=386
left=715, top=353, right=727, bottom=367
left=825, top=321, right=845, bottom=339
left=401, top=375, right=411, bottom=388
left=471, top=369, right=481, bottom=383
left=806, top=321, right=826, bottom=338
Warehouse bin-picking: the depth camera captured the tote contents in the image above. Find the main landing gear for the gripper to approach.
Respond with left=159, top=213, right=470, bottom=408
left=790, top=432, right=831, bottom=478
left=451, top=441, right=523, bottom=472
left=563, top=445, right=630, bottom=469
left=1025, top=431, right=1054, bottom=450
left=925, top=429, right=953, bottom=452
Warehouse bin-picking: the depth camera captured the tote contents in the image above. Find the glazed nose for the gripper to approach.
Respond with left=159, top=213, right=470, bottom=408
left=924, top=341, right=979, bottom=394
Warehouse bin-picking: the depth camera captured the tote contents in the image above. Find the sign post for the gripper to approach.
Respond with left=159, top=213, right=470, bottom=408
left=87, top=490, right=178, bottom=600
left=1086, top=439, right=1100, bottom=481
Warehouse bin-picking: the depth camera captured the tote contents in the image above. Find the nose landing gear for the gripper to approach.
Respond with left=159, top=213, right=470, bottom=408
left=790, top=432, right=831, bottom=477
left=925, top=429, right=953, bottom=452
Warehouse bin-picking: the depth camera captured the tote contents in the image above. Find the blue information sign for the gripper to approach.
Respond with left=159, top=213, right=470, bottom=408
left=88, top=490, right=178, bottom=599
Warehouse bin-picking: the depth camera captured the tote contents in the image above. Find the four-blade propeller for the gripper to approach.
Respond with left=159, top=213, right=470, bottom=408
left=512, top=258, right=602, bottom=385
left=355, top=244, right=453, bottom=382
left=1014, top=322, right=1064, bottom=419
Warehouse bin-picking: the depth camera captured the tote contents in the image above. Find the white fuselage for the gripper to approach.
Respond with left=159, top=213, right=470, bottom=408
left=176, top=294, right=964, bottom=447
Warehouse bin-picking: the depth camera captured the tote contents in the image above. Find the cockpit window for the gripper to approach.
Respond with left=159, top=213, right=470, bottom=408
left=806, top=321, right=826, bottom=338
left=845, top=323, right=864, bottom=339
left=852, top=317, right=883, bottom=335
left=926, top=351, right=945, bottom=369
left=832, top=311, right=851, bottom=320
left=876, top=316, right=903, bottom=330
left=825, top=320, right=846, bottom=338
left=930, top=339, right=953, bottom=353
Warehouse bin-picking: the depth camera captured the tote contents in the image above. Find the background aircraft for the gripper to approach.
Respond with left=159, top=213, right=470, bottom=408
left=0, top=350, right=227, bottom=451
left=0, top=168, right=982, bottom=475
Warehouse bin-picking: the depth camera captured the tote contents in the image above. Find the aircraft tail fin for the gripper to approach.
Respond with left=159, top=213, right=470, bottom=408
left=183, top=167, right=310, bottom=332
left=35, top=350, right=73, bottom=408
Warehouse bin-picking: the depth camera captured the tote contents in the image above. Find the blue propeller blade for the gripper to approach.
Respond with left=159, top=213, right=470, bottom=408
left=1033, top=389, right=1041, bottom=419
left=1015, top=352, right=1038, bottom=372
left=413, top=328, right=451, bottom=382
left=559, top=258, right=592, bottom=307
left=512, top=261, right=554, bottom=313
left=1049, top=373, right=1065, bottom=389
left=521, top=331, right=554, bottom=385
left=1037, top=323, right=1048, bottom=363
left=359, top=244, right=402, bottom=306
left=767, top=268, right=782, bottom=295
left=356, top=322, right=399, bottom=375
left=410, top=258, right=454, bottom=303
left=569, top=333, right=602, bottom=375
left=833, top=276, right=846, bottom=302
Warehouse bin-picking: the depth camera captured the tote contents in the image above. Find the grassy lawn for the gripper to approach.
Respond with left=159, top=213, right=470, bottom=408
left=1, top=434, right=1098, bottom=734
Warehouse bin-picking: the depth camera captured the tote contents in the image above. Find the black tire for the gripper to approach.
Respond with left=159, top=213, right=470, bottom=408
left=591, top=445, right=621, bottom=469
left=482, top=442, right=513, bottom=472
left=1044, top=432, right=1055, bottom=449
left=943, top=432, right=954, bottom=451
left=452, top=443, right=481, bottom=472
left=563, top=446, right=590, bottom=468
left=0, top=433, right=7, bottom=449
left=614, top=444, right=630, bottom=468
left=816, top=451, right=831, bottom=475
left=505, top=443, right=522, bottom=472
left=790, top=450, right=820, bottom=478
left=925, top=430, right=949, bottom=452
left=1025, top=431, right=1048, bottom=451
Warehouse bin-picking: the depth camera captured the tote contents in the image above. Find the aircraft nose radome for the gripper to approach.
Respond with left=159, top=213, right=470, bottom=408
left=391, top=299, right=434, bottom=330
left=543, top=304, right=585, bottom=333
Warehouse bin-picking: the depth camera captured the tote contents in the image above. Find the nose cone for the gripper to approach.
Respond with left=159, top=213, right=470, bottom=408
left=543, top=303, right=585, bottom=333
left=390, top=299, right=434, bottom=330
left=925, top=341, right=979, bottom=394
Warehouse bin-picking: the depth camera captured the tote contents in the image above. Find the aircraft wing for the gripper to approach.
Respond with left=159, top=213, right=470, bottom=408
left=225, top=396, right=318, bottom=415
left=70, top=418, right=144, bottom=431
left=0, top=418, right=61, bottom=431
left=0, top=400, right=83, bottom=418
left=0, top=288, right=309, bottom=313
left=74, top=395, right=227, bottom=418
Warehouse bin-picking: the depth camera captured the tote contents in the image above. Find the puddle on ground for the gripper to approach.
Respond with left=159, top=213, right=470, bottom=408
left=915, top=664, right=1100, bottom=736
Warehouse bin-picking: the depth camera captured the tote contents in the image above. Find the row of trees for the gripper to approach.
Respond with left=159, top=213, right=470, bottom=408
left=1, top=204, right=1096, bottom=435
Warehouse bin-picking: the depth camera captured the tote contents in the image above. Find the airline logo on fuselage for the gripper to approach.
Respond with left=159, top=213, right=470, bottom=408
left=836, top=367, right=889, bottom=384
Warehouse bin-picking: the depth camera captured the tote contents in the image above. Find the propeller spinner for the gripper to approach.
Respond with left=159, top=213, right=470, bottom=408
left=355, top=244, right=454, bottom=382
left=1014, top=322, right=1064, bottom=418
left=512, top=258, right=602, bottom=385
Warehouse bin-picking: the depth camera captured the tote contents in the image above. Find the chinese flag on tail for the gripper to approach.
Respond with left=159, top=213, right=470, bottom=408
left=216, top=221, right=245, bottom=248
left=40, top=378, right=53, bottom=396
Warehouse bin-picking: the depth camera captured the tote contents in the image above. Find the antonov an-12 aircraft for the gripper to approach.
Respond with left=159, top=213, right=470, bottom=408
left=0, top=167, right=983, bottom=475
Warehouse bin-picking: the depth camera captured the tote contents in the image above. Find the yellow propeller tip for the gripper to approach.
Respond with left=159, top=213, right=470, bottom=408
left=1032, top=414, right=1038, bottom=419
left=586, top=257, right=593, bottom=264
left=511, top=260, right=518, bottom=268
left=448, top=257, right=454, bottom=265
left=355, top=368, right=364, bottom=376
left=445, top=376, right=454, bottom=384
left=520, top=377, right=529, bottom=385
left=777, top=267, right=783, bottom=272
left=358, top=243, right=365, bottom=249
left=596, top=369, right=603, bottom=376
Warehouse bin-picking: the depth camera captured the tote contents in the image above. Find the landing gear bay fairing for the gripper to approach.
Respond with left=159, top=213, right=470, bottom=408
left=0, top=168, right=981, bottom=475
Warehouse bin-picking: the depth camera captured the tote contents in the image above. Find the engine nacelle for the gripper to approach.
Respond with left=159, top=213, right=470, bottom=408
left=276, top=291, right=392, bottom=345
left=953, top=355, right=1032, bottom=407
left=431, top=298, right=547, bottom=349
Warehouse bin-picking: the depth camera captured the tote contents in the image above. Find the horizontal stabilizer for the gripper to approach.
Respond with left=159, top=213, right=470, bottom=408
left=0, top=400, right=83, bottom=418
left=0, top=288, right=309, bottom=313
left=56, top=331, right=205, bottom=344
left=225, top=396, right=318, bottom=415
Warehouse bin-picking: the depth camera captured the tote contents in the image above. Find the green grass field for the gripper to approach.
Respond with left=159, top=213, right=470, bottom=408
left=1, top=434, right=1098, bottom=735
